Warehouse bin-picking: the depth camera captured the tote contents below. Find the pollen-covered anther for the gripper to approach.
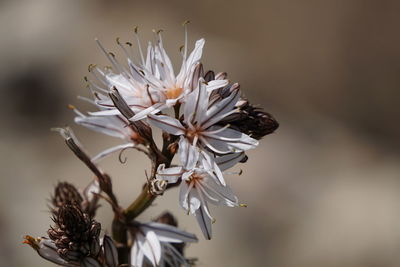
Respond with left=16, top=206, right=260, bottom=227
left=67, top=104, right=76, bottom=110
left=87, top=64, right=96, bottom=72
left=239, top=203, right=248, bottom=208
left=23, top=235, right=40, bottom=250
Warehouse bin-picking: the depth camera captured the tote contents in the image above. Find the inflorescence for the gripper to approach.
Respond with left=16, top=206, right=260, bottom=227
left=24, top=22, right=278, bottom=267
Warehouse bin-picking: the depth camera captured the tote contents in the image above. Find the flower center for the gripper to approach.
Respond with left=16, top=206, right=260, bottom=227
left=185, top=127, right=202, bottom=144
left=165, top=87, right=183, bottom=99
left=186, top=173, right=204, bottom=186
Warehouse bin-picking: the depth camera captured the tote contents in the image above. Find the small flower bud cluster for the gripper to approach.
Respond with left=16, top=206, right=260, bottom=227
left=48, top=204, right=101, bottom=264
left=51, top=182, right=83, bottom=215
left=221, top=99, right=279, bottom=140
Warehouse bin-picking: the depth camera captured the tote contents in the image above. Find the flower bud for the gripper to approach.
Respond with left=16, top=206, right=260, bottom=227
left=221, top=99, right=279, bottom=140
left=48, top=204, right=102, bottom=264
left=51, top=182, right=83, bottom=216
left=103, top=235, right=119, bottom=267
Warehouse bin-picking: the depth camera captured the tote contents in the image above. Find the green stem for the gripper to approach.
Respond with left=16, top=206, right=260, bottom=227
left=123, top=184, right=156, bottom=222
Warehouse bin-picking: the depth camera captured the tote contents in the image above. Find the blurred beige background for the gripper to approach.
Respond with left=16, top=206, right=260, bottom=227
left=1, top=0, right=400, bottom=266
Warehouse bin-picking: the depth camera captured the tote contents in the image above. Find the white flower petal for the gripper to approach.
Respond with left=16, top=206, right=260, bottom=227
left=215, top=152, right=246, bottom=172
left=183, top=80, right=208, bottom=124
left=177, top=39, right=205, bottom=85
left=188, top=189, right=201, bottom=214
left=130, top=239, right=144, bottom=267
left=91, top=143, right=135, bottom=163
left=74, top=116, right=130, bottom=139
left=156, top=165, right=183, bottom=184
left=138, top=231, right=162, bottom=266
left=203, top=127, right=259, bottom=152
left=142, top=222, right=198, bottom=243
left=194, top=204, right=212, bottom=240
left=179, top=181, right=192, bottom=211
left=200, top=177, right=239, bottom=207
left=200, top=150, right=226, bottom=186
left=130, top=103, right=165, bottom=121
left=199, top=135, right=233, bottom=154
left=206, top=79, right=229, bottom=92
left=201, top=88, right=240, bottom=129
left=178, top=137, right=199, bottom=170
left=89, top=108, right=123, bottom=117
left=147, top=115, right=185, bottom=135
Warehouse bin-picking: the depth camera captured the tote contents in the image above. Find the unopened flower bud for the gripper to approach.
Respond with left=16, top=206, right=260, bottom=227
left=221, top=99, right=279, bottom=140
left=48, top=204, right=101, bottom=264
left=51, top=182, right=83, bottom=216
left=103, top=235, right=119, bottom=267
left=81, top=257, right=102, bottom=267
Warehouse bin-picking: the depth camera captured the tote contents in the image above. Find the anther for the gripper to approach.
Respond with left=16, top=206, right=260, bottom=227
left=239, top=204, right=248, bottom=208
left=88, top=64, right=96, bottom=72
left=116, top=37, right=121, bottom=45
left=182, top=20, right=191, bottom=26
left=126, top=42, right=133, bottom=46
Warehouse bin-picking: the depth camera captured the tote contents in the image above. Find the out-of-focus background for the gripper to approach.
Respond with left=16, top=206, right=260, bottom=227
left=1, top=0, right=400, bottom=266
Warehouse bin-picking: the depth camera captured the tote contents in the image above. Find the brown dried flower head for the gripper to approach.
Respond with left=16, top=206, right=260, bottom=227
left=47, top=204, right=101, bottom=264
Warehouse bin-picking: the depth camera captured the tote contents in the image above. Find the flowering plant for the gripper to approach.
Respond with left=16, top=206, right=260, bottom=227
left=24, top=23, right=278, bottom=267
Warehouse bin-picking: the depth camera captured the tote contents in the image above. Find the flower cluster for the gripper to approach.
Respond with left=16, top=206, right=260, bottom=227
left=25, top=23, right=278, bottom=267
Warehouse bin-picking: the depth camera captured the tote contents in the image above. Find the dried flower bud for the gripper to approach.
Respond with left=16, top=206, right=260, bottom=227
left=103, top=235, right=119, bottom=267
left=51, top=182, right=83, bottom=215
left=203, top=70, right=215, bottom=82
left=48, top=204, right=101, bottom=264
left=190, top=63, right=204, bottom=91
left=109, top=87, right=135, bottom=119
left=221, top=100, right=279, bottom=140
left=81, top=257, right=101, bottom=267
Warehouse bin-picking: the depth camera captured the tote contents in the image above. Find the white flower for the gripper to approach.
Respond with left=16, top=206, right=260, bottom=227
left=86, top=26, right=228, bottom=121
left=70, top=105, right=137, bottom=163
left=130, top=221, right=197, bottom=267
left=148, top=79, right=259, bottom=156
left=156, top=138, right=245, bottom=239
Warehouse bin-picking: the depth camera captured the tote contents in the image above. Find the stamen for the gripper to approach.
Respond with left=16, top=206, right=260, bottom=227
left=95, top=38, right=121, bottom=72
left=117, top=37, right=135, bottom=63
left=67, top=104, right=85, bottom=117
left=182, top=20, right=189, bottom=61
left=239, top=203, right=248, bottom=208
left=133, top=26, right=145, bottom=65
left=146, top=84, right=155, bottom=105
